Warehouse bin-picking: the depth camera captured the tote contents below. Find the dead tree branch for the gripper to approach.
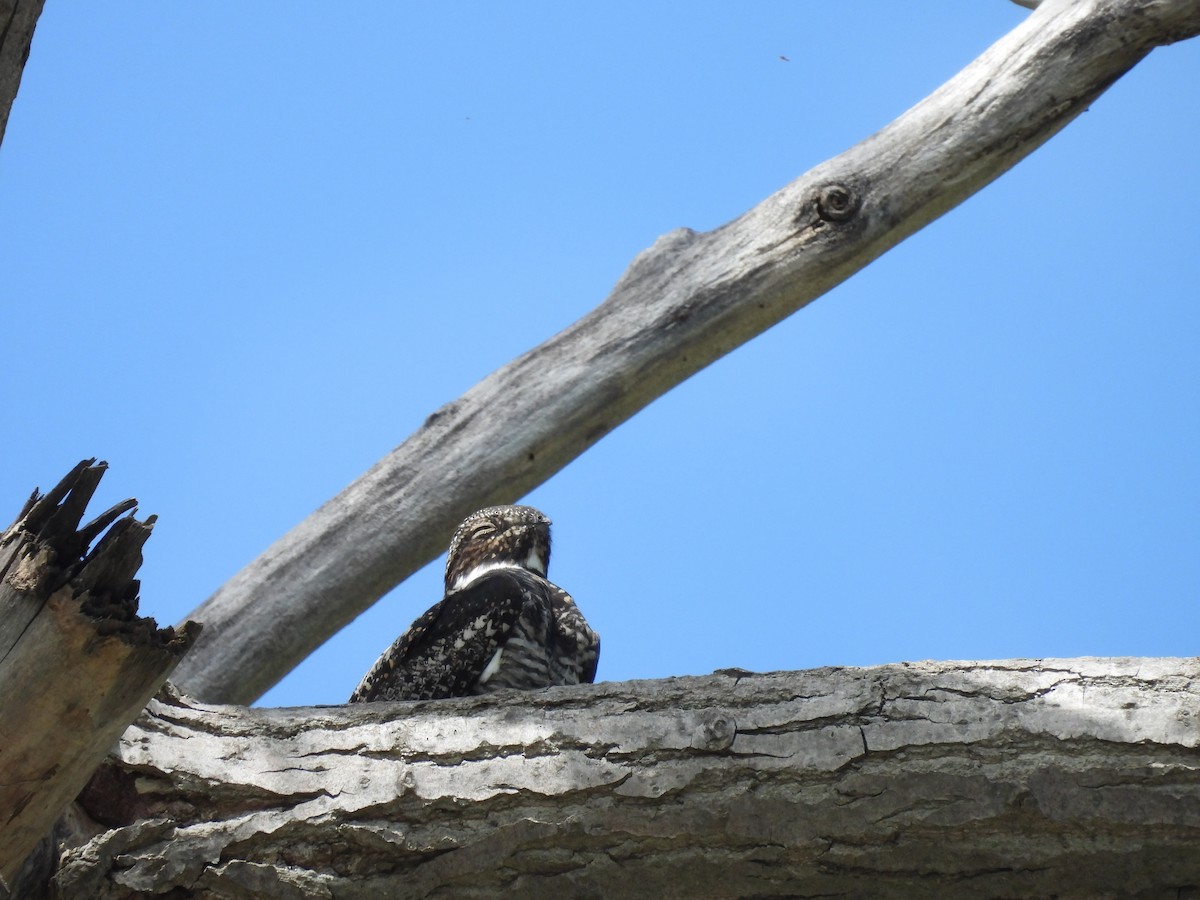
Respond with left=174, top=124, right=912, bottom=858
left=0, top=461, right=199, bottom=889
left=0, top=0, right=45, bottom=147
left=60, top=658, right=1200, bottom=898
left=172, top=0, right=1200, bottom=705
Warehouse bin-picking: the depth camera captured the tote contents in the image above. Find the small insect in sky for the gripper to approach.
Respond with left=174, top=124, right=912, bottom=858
left=779, top=54, right=790, bottom=62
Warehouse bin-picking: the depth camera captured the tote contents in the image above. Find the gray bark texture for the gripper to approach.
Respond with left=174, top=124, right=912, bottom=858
left=0, top=0, right=44, bottom=147
left=171, top=0, right=1200, bottom=705
left=0, top=462, right=199, bottom=892
left=58, top=658, right=1200, bottom=898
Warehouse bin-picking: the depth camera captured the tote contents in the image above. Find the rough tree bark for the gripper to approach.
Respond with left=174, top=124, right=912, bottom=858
left=172, top=0, right=1200, bottom=705
left=0, top=0, right=44, bottom=147
left=0, top=462, right=199, bottom=894
left=57, top=658, right=1200, bottom=898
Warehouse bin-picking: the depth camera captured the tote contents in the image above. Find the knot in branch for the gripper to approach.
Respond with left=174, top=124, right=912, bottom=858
left=694, top=711, right=737, bottom=751
left=815, top=183, right=858, bottom=222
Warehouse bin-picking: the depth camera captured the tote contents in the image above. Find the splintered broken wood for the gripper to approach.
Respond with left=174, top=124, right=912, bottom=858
left=60, top=658, right=1200, bottom=898
left=0, top=461, right=199, bottom=886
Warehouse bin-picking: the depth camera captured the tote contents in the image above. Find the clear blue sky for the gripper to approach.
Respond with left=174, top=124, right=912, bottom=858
left=2, top=4, right=1197, bottom=708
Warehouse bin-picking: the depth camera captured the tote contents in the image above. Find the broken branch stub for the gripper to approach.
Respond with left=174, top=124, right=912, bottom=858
left=0, top=460, right=199, bottom=885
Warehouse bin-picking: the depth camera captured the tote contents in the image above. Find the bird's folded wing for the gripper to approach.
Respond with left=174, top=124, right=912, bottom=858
left=348, top=569, right=542, bottom=702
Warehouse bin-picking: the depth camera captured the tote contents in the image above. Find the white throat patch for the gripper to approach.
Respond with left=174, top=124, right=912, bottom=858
left=451, top=560, right=523, bottom=591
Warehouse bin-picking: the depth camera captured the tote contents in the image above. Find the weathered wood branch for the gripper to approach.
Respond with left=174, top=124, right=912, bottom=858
left=173, top=0, right=1200, bottom=705
left=0, top=0, right=45, bottom=148
left=0, top=461, right=199, bottom=889
left=59, top=658, right=1200, bottom=897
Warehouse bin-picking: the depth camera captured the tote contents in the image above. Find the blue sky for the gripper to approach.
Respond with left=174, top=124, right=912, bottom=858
left=2, top=4, right=1197, bottom=708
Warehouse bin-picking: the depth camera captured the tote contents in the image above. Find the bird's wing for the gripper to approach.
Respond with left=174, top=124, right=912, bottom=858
left=348, top=569, right=541, bottom=702
left=581, top=634, right=600, bottom=684
left=546, top=583, right=601, bottom=684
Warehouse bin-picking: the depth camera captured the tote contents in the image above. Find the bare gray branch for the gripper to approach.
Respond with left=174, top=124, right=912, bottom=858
left=171, top=0, right=1200, bottom=704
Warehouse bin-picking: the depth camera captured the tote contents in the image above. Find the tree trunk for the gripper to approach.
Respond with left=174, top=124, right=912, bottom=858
left=0, top=0, right=44, bottom=147
left=58, top=658, right=1200, bottom=898
left=171, top=0, right=1200, bottom=705
left=0, top=462, right=199, bottom=892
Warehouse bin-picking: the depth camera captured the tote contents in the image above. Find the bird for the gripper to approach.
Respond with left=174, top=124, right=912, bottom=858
left=348, top=504, right=600, bottom=702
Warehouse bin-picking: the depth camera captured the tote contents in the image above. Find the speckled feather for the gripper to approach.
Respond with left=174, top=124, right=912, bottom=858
left=348, top=506, right=599, bottom=703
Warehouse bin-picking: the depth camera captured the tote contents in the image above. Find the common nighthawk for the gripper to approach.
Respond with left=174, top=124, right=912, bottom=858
left=348, top=505, right=600, bottom=702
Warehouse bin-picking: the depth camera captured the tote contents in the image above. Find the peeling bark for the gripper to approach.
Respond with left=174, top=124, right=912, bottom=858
left=60, top=658, right=1200, bottom=898
left=172, top=0, right=1200, bottom=705
left=0, top=462, right=199, bottom=890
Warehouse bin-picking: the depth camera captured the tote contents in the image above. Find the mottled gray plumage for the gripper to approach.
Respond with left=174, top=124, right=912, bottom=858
left=348, top=505, right=599, bottom=703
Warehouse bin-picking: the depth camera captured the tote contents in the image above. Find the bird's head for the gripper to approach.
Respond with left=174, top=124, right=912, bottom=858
left=444, top=505, right=552, bottom=592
